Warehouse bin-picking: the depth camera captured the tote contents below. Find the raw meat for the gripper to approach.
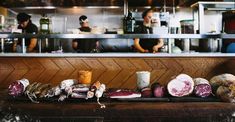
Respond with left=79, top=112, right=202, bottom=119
left=193, top=78, right=212, bottom=97
left=167, top=74, right=194, bottom=97
left=105, top=89, right=141, bottom=98
left=8, top=79, right=29, bottom=97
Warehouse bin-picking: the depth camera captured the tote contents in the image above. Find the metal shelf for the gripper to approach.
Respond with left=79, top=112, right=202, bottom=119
left=1, top=53, right=235, bottom=58
left=191, top=2, right=235, bottom=10
left=191, top=1, right=235, bottom=34
left=0, top=33, right=235, bottom=39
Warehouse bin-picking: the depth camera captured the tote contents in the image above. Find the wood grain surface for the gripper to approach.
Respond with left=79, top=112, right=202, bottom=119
left=0, top=57, right=234, bottom=89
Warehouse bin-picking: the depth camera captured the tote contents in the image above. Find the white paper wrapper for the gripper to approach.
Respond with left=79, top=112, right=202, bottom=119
left=19, top=78, right=29, bottom=91
left=136, top=71, right=150, bottom=90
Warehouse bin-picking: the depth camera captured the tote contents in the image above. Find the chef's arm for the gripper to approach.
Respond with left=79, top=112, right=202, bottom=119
left=153, top=38, right=164, bottom=52
left=134, top=38, right=148, bottom=53
left=28, top=38, right=37, bottom=52
left=72, top=39, right=78, bottom=50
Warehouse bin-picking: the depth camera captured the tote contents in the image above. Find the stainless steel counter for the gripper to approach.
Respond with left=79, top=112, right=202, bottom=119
left=0, top=53, right=235, bottom=57
left=0, top=34, right=235, bottom=39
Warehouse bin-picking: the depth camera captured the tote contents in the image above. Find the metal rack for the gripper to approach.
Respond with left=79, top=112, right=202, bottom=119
left=0, top=33, right=235, bottom=54
left=191, top=1, right=235, bottom=34
left=0, top=33, right=235, bottom=39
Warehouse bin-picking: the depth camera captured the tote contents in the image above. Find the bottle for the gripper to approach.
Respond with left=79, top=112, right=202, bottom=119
left=40, top=14, right=50, bottom=34
left=0, top=15, right=4, bottom=30
left=123, top=11, right=135, bottom=33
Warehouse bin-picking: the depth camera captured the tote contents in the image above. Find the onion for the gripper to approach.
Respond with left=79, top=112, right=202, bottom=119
left=151, top=83, right=165, bottom=97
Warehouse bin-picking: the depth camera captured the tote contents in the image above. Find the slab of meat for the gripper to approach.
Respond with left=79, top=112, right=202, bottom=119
left=216, top=84, right=235, bottom=103
left=8, top=79, right=29, bottom=97
left=210, top=74, right=235, bottom=94
left=105, top=89, right=141, bottom=98
left=194, top=84, right=212, bottom=97
left=167, top=74, right=194, bottom=97
left=193, top=78, right=212, bottom=98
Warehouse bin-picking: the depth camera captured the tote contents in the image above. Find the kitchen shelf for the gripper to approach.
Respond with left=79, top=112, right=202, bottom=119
left=0, top=33, right=235, bottom=39
left=191, top=1, right=235, bottom=34
left=191, top=2, right=235, bottom=11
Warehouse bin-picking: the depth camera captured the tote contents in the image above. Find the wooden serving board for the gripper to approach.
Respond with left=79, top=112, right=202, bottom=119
left=6, top=96, right=109, bottom=103
left=7, top=95, right=221, bottom=103
left=169, top=96, right=221, bottom=102
left=116, top=97, right=170, bottom=102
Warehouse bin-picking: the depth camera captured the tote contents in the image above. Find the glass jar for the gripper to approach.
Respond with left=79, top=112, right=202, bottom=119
left=40, top=14, right=50, bottom=34
left=180, top=20, right=194, bottom=34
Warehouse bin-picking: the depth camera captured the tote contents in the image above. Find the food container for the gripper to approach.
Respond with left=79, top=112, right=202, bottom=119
left=78, top=70, right=92, bottom=84
left=136, top=71, right=150, bottom=90
left=180, top=20, right=194, bottom=34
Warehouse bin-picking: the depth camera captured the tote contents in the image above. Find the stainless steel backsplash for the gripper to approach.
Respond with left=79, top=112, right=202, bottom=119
left=5, top=7, right=223, bottom=52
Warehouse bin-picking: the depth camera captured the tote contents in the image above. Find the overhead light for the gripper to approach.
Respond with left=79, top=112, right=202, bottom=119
left=24, top=6, right=56, bottom=9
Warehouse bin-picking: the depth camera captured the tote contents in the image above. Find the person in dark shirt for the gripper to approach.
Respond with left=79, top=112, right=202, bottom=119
left=13, top=12, right=38, bottom=52
left=134, top=9, right=164, bottom=53
left=72, top=15, right=99, bottom=53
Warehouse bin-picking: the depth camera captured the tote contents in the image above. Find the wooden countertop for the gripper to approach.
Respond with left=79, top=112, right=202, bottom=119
left=1, top=90, right=235, bottom=122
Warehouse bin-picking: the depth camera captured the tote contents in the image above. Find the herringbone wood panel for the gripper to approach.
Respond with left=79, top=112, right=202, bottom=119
left=0, top=57, right=234, bottom=89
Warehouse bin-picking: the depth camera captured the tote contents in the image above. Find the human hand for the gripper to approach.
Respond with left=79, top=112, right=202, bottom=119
left=152, top=46, right=159, bottom=52
left=143, top=49, right=149, bottom=53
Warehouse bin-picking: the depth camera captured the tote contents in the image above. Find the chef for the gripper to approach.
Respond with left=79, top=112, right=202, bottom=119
left=72, top=15, right=99, bottom=53
left=134, top=9, right=164, bottom=53
left=13, top=12, right=38, bottom=53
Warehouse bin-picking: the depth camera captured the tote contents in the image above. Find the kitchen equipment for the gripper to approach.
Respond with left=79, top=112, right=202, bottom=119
left=222, top=11, right=235, bottom=53
left=180, top=19, right=194, bottom=34
left=123, top=11, right=135, bottom=34
left=160, top=12, right=170, bottom=27
left=0, top=15, right=5, bottom=30
left=199, top=38, right=220, bottom=52
left=40, top=14, right=51, bottom=34
left=99, top=39, right=133, bottom=52
left=226, top=43, right=235, bottom=53
left=169, top=27, right=179, bottom=34
left=180, top=20, right=194, bottom=52
left=2, top=17, right=18, bottom=33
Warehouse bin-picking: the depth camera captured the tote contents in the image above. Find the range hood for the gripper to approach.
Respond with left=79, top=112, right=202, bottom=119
left=1, top=0, right=227, bottom=15
left=0, top=0, right=183, bottom=8
left=0, top=0, right=124, bottom=7
left=1, top=0, right=226, bottom=8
